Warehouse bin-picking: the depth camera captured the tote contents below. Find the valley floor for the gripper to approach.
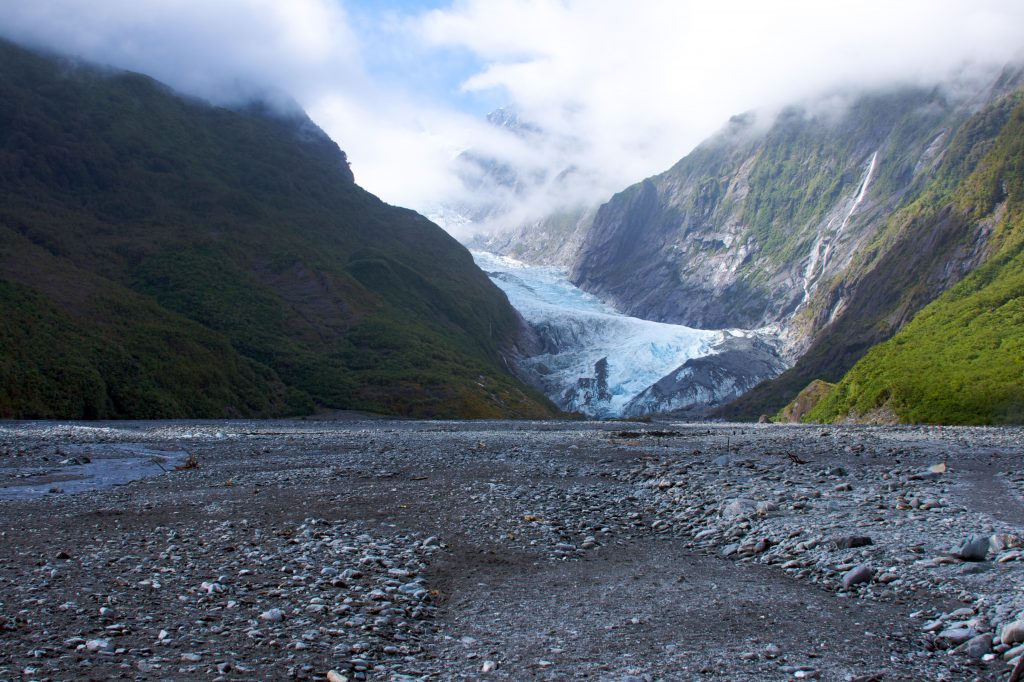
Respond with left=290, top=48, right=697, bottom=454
left=1, top=419, right=1023, bottom=681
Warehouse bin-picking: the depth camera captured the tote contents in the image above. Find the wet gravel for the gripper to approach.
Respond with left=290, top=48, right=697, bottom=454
left=1, top=419, right=1022, bottom=681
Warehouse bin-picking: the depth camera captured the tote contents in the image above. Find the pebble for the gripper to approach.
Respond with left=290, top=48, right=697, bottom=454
left=3, top=420, right=1023, bottom=681
left=937, top=626, right=976, bottom=647
left=721, top=498, right=758, bottom=520
left=832, top=536, right=872, bottom=549
left=959, top=634, right=992, bottom=659
left=85, top=638, right=112, bottom=653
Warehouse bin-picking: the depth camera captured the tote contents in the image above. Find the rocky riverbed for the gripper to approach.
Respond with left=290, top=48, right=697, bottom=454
left=1, top=419, right=1022, bottom=681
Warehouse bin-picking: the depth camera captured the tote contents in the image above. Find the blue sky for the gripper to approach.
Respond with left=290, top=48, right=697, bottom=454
left=346, top=1, right=503, bottom=117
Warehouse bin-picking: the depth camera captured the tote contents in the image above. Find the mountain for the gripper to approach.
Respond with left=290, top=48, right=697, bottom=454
left=801, top=93, right=1024, bottom=424
left=556, top=71, right=1023, bottom=422
left=0, top=39, right=557, bottom=420
left=432, top=107, right=550, bottom=234
left=467, top=204, right=597, bottom=268
left=438, top=107, right=601, bottom=264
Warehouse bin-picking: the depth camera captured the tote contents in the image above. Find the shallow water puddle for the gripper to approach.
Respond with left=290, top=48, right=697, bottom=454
left=0, top=444, right=190, bottom=500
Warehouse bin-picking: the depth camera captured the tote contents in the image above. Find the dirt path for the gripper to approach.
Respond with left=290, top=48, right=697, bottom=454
left=428, top=537, right=931, bottom=680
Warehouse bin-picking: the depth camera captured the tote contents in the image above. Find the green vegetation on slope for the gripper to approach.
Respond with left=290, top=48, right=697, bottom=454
left=806, top=99, right=1024, bottom=424
left=740, top=90, right=940, bottom=271
left=720, top=86, right=1024, bottom=421
left=0, top=40, right=556, bottom=419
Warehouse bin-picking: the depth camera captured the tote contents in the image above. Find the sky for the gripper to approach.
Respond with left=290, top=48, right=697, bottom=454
left=1, top=0, right=1024, bottom=238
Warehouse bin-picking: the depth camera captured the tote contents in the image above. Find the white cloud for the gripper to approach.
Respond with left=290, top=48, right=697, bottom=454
left=0, top=0, right=362, bottom=100
left=415, top=0, right=1024, bottom=233
left=1, top=0, right=1023, bottom=236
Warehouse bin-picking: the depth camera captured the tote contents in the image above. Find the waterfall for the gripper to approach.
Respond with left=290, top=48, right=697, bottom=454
left=800, top=151, right=879, bottom=305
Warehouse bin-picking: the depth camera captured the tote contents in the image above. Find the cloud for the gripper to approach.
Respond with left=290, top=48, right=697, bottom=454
left=1, top=0, right=1023, bottom=237
left=0, top=0, right=467, bottom=210
left=414, top=0, right=1024, bottom=235
left=0, top=0, right=362, bottom=102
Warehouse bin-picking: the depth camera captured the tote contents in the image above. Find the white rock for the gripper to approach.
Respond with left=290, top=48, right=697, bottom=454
left=85, top=638, right=113, bottom=653
left=260, top=608, right=285, bottom=622
left=721, top=498, right=758, bottom=520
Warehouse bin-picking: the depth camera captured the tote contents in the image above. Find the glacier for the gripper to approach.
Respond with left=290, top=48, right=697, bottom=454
left=474, top=251, right=786, bottom=417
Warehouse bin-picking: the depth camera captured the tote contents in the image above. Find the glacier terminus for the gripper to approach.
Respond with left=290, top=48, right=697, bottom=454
left=474, top=251, right=788, bottom=418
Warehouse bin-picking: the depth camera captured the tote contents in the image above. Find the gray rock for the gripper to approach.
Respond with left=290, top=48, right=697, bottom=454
left=954, top=535, right=990, bottom=562
left=721, top=498, right=758, bottom=520
left=832, top=535, right=873, bottom=549
left=957, top=633, right=992, bottom=659
left=937, top=626, right=976, bottom=647
left=841, top=564, right=874, bottom=589
left=1002, top=620, right=1024, bottom=645
left=260, top=608, right=285, bottom=622
left=85, top=638, right=113, bottom=653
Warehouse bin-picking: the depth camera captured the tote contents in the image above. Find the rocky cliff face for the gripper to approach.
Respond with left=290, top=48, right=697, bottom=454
left=569, top=81, right=1008, bottom=350
left=551, top=70, right=1024, bottom=419
left=467, top=204, right=596, bottom=268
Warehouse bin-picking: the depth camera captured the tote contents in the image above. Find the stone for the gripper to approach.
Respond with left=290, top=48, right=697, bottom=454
left=1001, top=620, right=1024, bottom=646
left=954, top=535, right=990, bottom=562
left=721, top=498, right=757, bottom=520
left=260, top=608, right=285, bottom=622
left=327, top=671, right=349, bottom=682
left=937, top=627, right=975, bottom=647
left=832, top=535, right=873, bottom=549
left=991, top=533, right=1023, bottom=552
left=841, top=564, right=874, bottom=589
left=1003, top=643, right=1024, bottom=661
left=85, top=638, right=113, bottom=653
left=958, top=634, right=992, bottom=659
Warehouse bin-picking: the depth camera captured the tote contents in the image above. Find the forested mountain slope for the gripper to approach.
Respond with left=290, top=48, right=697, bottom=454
left=0, top=39, right=556, bottom=419
left=804, top=95, right=1024, bottom=424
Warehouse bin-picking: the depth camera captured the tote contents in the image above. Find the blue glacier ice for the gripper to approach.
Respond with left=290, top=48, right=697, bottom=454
left=474, top=251, right=735, bottom=416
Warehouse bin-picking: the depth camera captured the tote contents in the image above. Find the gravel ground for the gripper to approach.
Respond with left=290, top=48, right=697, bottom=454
left=1, top=419, right=1022, bottom=681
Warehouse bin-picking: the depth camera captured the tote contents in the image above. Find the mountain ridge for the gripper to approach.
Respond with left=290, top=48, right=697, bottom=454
left=478, top=68, right=1024, bottom=423
left=0, top=38, right=557, bottom=420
